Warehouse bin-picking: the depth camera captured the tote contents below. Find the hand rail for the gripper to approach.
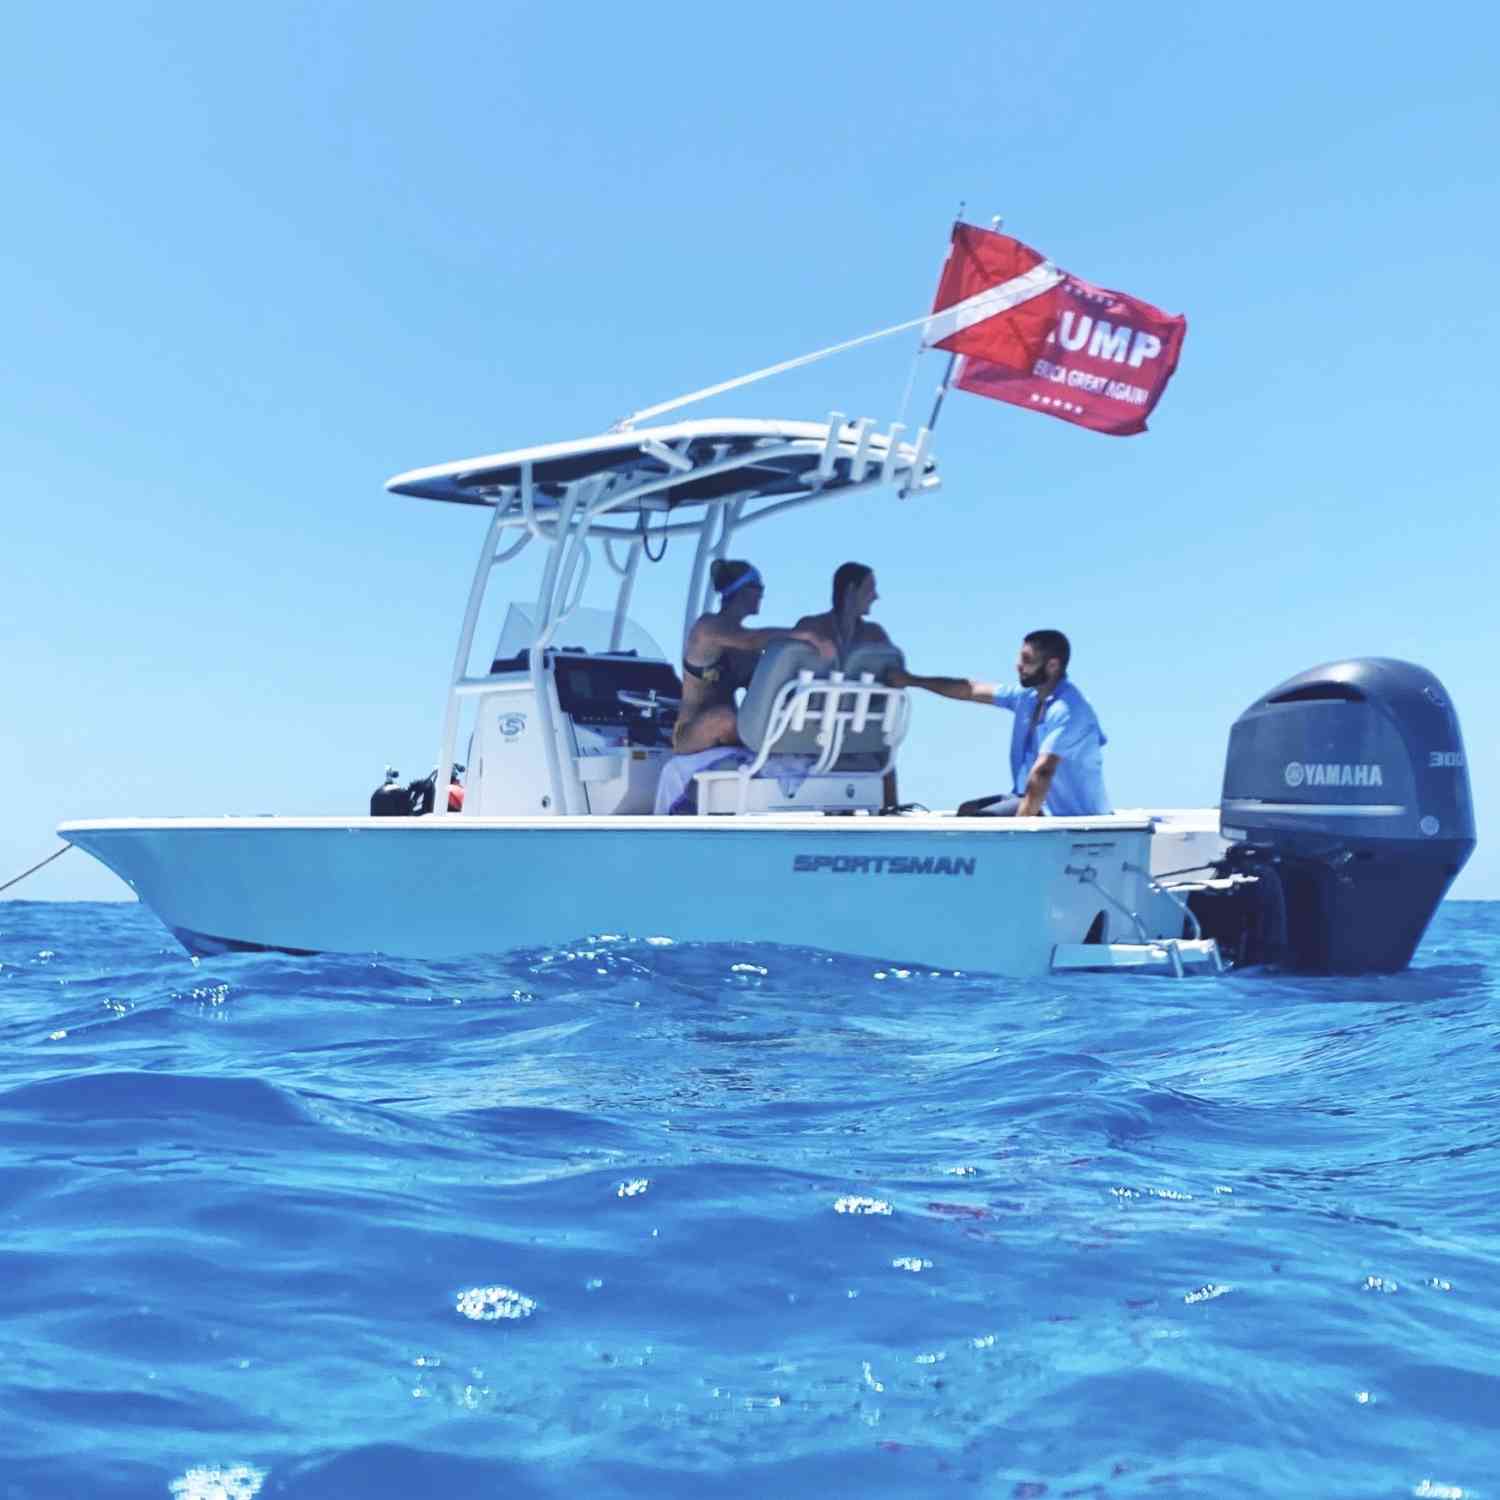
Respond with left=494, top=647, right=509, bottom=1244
left=1064, top=864, right=1151, bottom=944
left=1125, top=861, right=1203, bottom=941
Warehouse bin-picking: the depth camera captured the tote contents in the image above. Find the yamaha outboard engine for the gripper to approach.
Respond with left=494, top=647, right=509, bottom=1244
left=1191, top=659, right=1475, bottom=973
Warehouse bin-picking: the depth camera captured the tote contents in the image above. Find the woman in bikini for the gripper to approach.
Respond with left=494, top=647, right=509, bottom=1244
left=673, top=559, right=829, bottom=753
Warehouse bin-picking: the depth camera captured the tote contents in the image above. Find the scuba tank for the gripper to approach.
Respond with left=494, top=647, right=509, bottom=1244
left=369, top=767, right=408, bottom=817
left=370, top=763, right=465, bottom=817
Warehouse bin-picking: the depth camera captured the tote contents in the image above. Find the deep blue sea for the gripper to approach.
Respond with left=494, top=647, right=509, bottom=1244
left=3, top=900, right=1498, bottom=1500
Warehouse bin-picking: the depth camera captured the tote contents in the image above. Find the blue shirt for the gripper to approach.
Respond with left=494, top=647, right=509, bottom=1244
left=991, top=677, right=1111, bottom=816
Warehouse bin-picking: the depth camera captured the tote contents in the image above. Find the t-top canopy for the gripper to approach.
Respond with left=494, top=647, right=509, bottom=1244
left=384, top=415, right=938, bottom=512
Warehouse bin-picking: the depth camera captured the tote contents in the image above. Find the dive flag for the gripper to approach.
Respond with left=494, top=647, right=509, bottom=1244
left=924, top=223, right=1187, bottom=436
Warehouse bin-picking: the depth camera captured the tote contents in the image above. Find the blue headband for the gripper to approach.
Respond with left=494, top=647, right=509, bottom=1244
left=718, top=567, right=762, bottom=602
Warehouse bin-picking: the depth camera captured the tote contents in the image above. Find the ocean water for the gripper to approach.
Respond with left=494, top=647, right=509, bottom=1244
left=2, top=901, right=1497, bottom=1500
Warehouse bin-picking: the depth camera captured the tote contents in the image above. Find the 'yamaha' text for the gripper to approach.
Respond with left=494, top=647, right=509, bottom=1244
left=1284, top=762, right=1384, bottom=789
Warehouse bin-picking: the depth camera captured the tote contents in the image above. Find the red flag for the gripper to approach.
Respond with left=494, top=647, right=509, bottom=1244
left=925, top=224, right=1064, bottom=371
left=926, top=224, right=1187, bottom=437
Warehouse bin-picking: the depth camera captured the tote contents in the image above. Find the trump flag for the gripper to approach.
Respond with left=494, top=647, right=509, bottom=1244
left=924, top=223, right=1187, bottom=436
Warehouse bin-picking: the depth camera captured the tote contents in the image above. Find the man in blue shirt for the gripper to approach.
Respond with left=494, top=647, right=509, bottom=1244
left=893, top=629, right=1110, bottom=817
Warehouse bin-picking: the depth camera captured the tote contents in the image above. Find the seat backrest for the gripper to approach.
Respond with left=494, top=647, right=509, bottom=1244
left=736, top=639, right=829, bottom=755
left=840, top=642, right=904, bottom=684
left=833, top=644, right=906, bottom=768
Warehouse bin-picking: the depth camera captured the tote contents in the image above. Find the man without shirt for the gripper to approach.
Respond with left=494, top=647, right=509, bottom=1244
left=891, top=629, right=1110, bottom=817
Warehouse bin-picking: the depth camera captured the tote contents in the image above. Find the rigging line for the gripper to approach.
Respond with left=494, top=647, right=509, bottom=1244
left=0, top=843, right=73, bottom=895
left=614, top=308, right=943, bottom=431
left=894, top=346, right=922, bottom=429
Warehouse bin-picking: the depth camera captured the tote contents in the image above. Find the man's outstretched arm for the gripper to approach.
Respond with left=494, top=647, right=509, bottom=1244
left=890, top=669, right=999, bottom=704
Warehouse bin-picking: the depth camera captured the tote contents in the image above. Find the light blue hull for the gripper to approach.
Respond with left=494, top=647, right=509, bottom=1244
left=58, top=814, right=1187, bottom=976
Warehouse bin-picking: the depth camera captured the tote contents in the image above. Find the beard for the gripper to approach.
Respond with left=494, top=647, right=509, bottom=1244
left=1018, top=665, right=1048, bottom=689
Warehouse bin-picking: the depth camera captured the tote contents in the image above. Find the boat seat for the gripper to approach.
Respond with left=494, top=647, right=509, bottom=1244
left=692, top=638, right=911, bottom=814
left=736, top=640, right=829, bottom=757
left=833, top=643, right=906, bottom=770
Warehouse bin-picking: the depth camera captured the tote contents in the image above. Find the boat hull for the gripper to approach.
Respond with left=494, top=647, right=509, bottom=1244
left=57, top=814, right=1200, bottom=976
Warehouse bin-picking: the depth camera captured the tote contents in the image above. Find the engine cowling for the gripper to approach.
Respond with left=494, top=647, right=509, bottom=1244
left=1198, top=659, right=1474, bottom=973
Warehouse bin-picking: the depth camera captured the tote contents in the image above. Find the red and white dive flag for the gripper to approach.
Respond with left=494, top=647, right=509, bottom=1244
left=924, top=223, right=1186, bottom=436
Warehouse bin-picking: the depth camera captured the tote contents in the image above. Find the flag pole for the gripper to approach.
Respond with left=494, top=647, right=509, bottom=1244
left=925, top=351, right=961, bottom=431
left=923, top=210, right=998, bottom=435
left=897, top=201, right=964, bottom=427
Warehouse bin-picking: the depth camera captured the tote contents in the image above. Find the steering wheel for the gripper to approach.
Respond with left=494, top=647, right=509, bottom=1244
left=617, top=690, right=681, bottom=714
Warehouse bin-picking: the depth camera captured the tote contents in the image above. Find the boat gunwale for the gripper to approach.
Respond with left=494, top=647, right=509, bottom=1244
left=58, top=812, right=1169, bottom=836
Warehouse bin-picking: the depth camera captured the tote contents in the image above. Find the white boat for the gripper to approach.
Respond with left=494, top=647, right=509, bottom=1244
left=60, top=414, right=1475, bottom=976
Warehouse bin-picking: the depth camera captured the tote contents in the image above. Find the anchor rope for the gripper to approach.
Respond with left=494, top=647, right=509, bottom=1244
left=0, top=843, right=73, bottom=895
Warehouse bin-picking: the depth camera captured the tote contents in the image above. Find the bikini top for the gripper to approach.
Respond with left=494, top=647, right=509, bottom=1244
left=682, top=647, right=758, bottom=707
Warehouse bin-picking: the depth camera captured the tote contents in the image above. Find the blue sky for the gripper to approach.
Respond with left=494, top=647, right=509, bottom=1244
left=4, top=1, right=1496, bottom=900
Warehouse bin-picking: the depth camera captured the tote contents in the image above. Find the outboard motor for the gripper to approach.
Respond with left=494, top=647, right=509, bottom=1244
left=1191, top=659, right=1475, bottom=973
